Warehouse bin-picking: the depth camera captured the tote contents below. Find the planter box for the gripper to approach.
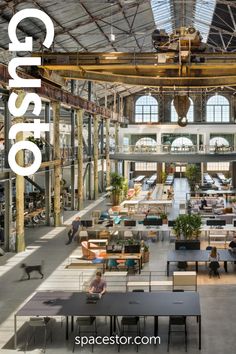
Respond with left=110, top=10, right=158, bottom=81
left=175, top=240, right=200, bottom=250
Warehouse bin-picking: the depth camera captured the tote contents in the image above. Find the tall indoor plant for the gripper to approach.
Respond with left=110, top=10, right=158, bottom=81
left=185, top=164, right=201, bottom=191
left=173, top=214, right=202, bottom=240
left=110, top=172, right=128, bottom=205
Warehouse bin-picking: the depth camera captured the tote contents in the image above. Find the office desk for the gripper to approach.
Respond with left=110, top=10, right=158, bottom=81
left=87, top=225, right=172, bottom=239
left=167, top=249, right=236, bottom=276
left=15, top=291, right=201, bottom=349
left=104, top=253, right=142, bottom=273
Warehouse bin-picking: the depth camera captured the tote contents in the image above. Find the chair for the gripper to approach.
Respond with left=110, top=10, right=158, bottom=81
left=177, top=246, right=188, bottom=270
left=167, top=290, right=187, bottom=352
left=125, top=259, right=137, bottom=273
left=24, top=317, right=54, bottom=353
left=132, top=289, right=146, bottom=326
left=78, top=230, right=88, bottom=243
left=209, top=261, right=220, bottom=278
left=118, top=316, right=140, bottom=352
left=73, top=316, right=97, bottom=352
left=107, top=258, right=119, bottom=270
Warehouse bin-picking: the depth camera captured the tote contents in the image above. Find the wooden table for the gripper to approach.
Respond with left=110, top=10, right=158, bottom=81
left=104, top=253, right=142, bottom=274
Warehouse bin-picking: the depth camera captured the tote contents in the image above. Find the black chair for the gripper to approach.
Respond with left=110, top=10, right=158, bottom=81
left=132, top=290, right=146, bottom=326
left=167, top=290, right=187, bottom=352
left=24, top=317, right=55, bottom=353
left=209, top=261, right=220, bottom=278
left=73, top=316, right=97, bottom=352
left=118, top=292, right=142, bottom=352
left=118, top=316, right=140, bottom=352
left=177, top=246, right=188, bottom=270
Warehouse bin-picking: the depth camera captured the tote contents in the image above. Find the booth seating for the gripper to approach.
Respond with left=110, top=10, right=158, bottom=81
left=81, top=241, right=106, bottom=260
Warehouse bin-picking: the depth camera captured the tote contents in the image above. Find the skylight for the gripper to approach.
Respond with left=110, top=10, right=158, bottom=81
left=193, top=0, right=216, bottom=42
left=151, top=0, right=173, bottom=34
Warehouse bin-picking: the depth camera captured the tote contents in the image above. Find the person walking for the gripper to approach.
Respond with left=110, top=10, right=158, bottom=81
left=66, top=216, right=81, bottom=245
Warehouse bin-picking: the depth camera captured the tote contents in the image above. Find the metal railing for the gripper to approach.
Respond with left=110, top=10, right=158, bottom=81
left=112, top=144, right=236, bottom=155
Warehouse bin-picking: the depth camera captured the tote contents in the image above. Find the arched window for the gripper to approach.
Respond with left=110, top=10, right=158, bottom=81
left=135, top=95, right=158, bottom=123
left=206, top=95, right=230, bottom=122
left=171, top=137, right=193, bottom=151
left=171, top=98, right=194, bottom=122
left=135, top=137, right=156, bottom=147
left=209, top=137, right=229, bottom=147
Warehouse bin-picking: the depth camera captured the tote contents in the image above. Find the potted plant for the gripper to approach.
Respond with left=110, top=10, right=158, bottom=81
left=185, top=164, right=201, bottom=192
left=173, top=214, right=202, bottom=250
left=160, top=212, right=168, bottom=224
left=110, top=172, right=128, bottom=206
left=140, top=240, right=149, bottom=263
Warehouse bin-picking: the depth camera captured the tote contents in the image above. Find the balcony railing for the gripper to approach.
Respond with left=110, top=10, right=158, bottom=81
left=112, top=145, right=236, bottom=154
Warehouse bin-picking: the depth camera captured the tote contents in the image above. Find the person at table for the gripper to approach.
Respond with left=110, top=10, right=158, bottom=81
left=228, top=236, right=236, bottom=264
left=199, top=197, right=207, bottom=210
left=89, top=271, right=107, bottom=295
left=208, top=247, right=220, bottom=277
left=229, top=236, right=236, bottom=251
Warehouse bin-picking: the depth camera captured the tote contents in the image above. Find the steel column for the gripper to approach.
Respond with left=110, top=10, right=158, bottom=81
left=77, top=109, right=84, bottom=210
left=3, top=95, right=10, bottom=169
left=52, top=101, right=62, bottom=226
left=93, top=114, right=99, bottom=200
left=105, top=118, right=111, bottom=188
left=44, top=102, right=51, bottom=226
left=4, top=173, right=12, bottom=251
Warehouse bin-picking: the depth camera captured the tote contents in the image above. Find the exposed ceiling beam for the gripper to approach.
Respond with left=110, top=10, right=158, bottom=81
left=186, top=15, right=236, bottom=38
left=227, top=4, right=236, bottom=30
left=54, top=0, right=147, bottom=36
left=79, top=1, right=118, bottom=52
left=117, top=0, right=141, bottom=50
left=56, top=70, right=236, bottom=88
left=216, top=0, right=236, bottom=9
left=34, top=1, right=88, bottom=51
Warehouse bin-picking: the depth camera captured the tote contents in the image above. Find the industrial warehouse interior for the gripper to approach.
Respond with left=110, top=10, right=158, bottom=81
left=1, top=0, right=236, bottom=353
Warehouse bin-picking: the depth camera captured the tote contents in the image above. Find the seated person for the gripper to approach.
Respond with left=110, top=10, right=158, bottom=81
left=208, top=247, right=220, bottom=277
left=89, top=271, right=107, bottom=295
left=229, top=236, right=236, bottom=251
left=200, top=197, right=207, bottom=210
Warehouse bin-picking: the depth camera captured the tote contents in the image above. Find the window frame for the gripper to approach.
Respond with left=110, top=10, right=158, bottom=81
left=135, top=95, right=158, bottom=123
left=206, top=95, right=230, bottom=123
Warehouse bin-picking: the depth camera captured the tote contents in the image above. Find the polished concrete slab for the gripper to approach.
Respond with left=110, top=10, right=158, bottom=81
left=0, top=181, right=236, bottom=353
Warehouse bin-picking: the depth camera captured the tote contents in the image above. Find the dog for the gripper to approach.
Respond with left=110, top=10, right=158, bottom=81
left=20, top=262, right=44, bottom=280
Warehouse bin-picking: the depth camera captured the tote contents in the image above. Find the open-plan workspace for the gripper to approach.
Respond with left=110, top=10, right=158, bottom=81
left=1, top=0, right=236, bottom=353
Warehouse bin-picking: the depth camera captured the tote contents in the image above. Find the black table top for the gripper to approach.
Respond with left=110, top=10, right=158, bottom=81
left=167, top=249, right=236, bottom=262
left=16, top=291, right=200, bottom=317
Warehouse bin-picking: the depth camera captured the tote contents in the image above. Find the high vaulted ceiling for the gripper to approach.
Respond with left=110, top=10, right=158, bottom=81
left=0, top=0, right=236, bottom=99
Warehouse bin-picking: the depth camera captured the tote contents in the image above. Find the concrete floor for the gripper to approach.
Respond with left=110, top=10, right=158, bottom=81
left=0, top=180, right=236, bottom=354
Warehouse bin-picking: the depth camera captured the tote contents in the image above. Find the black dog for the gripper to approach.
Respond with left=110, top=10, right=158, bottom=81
left=20, top=262, right=44, bottom=280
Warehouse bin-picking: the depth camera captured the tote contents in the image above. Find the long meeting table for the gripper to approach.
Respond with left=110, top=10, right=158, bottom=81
left=14, top=291, right=201, bottom=349
left=167, top=249, right=236, bottom=276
